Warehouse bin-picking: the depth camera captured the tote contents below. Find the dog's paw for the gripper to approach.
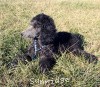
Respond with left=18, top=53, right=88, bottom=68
left=39, top=58, right=56, bottom=73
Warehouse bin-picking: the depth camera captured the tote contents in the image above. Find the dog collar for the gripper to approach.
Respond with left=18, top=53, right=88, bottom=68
left=32, top=37, right=46, bottom=60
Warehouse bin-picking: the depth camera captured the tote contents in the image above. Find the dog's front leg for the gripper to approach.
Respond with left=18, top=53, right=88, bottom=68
left=24, top=44, right=35, bottom=61
left=39, top=55, right=56, bottom=73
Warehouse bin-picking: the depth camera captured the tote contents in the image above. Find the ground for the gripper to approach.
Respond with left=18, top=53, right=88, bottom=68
left=0, top=0, right=100, bottom=87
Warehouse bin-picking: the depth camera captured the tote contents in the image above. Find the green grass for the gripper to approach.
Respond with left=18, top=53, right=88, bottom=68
left=0, top=0, right=100, bottom=87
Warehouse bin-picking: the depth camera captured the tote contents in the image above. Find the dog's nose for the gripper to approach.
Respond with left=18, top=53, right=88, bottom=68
left=21, top=33, right=23, bottom=36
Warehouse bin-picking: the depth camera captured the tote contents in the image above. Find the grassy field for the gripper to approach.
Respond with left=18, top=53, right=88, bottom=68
left=0, top=0, right=100, bottom=87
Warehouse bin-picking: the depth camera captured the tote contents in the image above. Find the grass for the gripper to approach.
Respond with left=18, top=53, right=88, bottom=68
left=0, top=0, right=100, bottom=87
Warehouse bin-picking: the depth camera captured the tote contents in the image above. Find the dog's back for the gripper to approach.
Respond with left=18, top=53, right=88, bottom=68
left=53, top=32, right=84, bottom=53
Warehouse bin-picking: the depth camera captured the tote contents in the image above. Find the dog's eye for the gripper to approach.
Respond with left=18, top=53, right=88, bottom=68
left=33, top=22, right=41, bottom=28
left=33, top=23, right=37, bottom=28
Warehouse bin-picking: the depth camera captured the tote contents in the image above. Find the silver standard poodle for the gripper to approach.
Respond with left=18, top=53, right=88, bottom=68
left=21, top=13, right=98, bottom=73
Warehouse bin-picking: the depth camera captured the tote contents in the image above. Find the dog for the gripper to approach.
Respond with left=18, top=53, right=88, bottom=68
left=21, top=13, right=99, bottom=73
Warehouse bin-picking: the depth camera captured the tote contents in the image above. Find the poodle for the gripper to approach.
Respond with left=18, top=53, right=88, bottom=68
left=21, top=13, right=99, bottom=73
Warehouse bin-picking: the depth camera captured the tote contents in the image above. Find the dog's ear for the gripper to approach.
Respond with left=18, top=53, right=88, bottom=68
left=41, top=15, right=56, bottom=32
left=38, top=15, right=56, bottom=43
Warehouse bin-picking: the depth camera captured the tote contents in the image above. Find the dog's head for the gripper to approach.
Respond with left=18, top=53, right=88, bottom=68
left=21, top=13, right=56, bottom=40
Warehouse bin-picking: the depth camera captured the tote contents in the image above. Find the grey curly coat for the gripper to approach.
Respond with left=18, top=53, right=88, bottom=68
left=21, top=13, right=98, bottom=73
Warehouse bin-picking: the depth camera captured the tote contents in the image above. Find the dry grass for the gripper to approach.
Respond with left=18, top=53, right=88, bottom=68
left=0, top=0, right=100, bottom=87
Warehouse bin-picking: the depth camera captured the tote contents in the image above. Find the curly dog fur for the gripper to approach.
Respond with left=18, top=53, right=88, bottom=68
left=21, top=13, right=98, bottom=73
